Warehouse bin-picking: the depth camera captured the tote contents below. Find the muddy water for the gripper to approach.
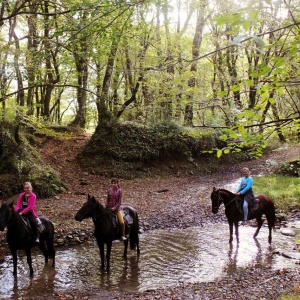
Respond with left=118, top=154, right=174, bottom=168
left=0, top=224, right=299, bottom=299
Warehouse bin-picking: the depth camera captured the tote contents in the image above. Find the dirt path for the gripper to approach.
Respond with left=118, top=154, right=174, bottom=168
left=2, top=134, right=300, bottom=299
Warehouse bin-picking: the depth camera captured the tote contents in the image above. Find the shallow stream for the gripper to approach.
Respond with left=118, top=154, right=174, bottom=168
left=0, top=223, right=299, bottom=299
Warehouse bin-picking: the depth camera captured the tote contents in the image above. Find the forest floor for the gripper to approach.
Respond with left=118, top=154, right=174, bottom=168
left=2, top=132, right=300, bottom=299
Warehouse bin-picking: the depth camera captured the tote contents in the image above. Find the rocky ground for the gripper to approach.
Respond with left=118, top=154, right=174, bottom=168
left=1, top=134, right=300, bottom=300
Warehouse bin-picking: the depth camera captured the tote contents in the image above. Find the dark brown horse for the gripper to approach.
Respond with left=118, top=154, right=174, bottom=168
left=0, top=200, right=55, bottom=276
left=75, top=194, right=140, bottom=272
left=211, top=187, right=276, bottom=244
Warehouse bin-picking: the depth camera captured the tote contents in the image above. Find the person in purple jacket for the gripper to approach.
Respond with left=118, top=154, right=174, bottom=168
left=106, top=178, right=127, bottom=241
left=235, top=167, right=255, bottom=225
left=15, top=182, right=43, bottom=243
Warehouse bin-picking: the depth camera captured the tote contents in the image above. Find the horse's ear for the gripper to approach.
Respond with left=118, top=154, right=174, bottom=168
left=87, top=194, right=96, bottom=203
left=213, top=187, right=216, bottom=192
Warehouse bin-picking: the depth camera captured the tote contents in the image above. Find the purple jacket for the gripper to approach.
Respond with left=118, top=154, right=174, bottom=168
left=106, top=187, right=122, bottom=211
left=15, top=192, right=38, bottom=218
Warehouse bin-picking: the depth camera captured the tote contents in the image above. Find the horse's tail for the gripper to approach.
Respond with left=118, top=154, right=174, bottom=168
left=272, top=203, right=276, bottom=231
left=129, top=210, right=140, bottom=251
left=42, top=218, right=56, bottom=265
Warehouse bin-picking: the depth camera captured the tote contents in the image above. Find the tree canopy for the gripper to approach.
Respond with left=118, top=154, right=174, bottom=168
left=1, top=0, right=300, bottom=155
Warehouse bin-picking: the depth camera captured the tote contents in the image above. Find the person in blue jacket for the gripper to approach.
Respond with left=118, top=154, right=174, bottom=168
left=235, top=167, right=255, bottom=225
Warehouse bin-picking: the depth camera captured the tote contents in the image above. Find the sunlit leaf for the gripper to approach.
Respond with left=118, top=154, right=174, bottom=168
left=232, top=35, right=248, bottom=44
left=252, top=35, right=265, bottom=47
left=242, top=21, right=251, bottom=31
left=275, top=57, right=285, bottom=67
left=217, top=149, right=222, bottom=158
left=268, top=98, right=275, bottom=105
left=246, top=79, right=254, bottom=86
left=231, top=85, right=240, bottom=92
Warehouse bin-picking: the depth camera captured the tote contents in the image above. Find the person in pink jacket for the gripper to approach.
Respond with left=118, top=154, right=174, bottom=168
left=15, top=182, right=43, bottom=243
left=106, top=178, right=127, bottom=241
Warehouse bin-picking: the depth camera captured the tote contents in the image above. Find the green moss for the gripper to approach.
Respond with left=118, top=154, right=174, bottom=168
left=0, top=120, right=67, bottom=198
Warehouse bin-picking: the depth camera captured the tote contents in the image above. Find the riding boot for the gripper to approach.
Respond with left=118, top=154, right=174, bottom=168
left=35, top=231, right=40, bottom=243
left=120, top=223, right=127, bottom=241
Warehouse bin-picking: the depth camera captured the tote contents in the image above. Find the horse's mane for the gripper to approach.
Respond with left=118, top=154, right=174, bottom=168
left=89, top=195, right=110, bottom=214
left=218, top=188, right=235, bottom=195
left=1, top=201, right=26, bottom=228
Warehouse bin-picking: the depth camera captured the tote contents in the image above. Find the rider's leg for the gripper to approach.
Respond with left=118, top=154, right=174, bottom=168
left=27, top=213, right=40, bottom=243
left=243, top=200, right=248, bottom=225
left=116, top=210, right=127, bottom=241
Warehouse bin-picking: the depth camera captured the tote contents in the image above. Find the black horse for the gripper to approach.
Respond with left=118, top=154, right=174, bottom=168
left=75, top=194, right=140, bottom=272
left=211, top=187, right=276, bottom=244
left=0, top=200, right=55, bottom=276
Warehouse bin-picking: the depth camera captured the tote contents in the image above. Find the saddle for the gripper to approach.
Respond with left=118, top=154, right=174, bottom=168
left=20, top=216, right=35, bottom=236
left=236, top=196, right=260, bottom=214
left=111, top=208, right=133, bottom=227
left=20, top=216, right=44, bottom=235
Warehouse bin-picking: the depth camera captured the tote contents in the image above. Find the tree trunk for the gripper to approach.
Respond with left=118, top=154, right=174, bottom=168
left=184, top=3, right=208, bottom=126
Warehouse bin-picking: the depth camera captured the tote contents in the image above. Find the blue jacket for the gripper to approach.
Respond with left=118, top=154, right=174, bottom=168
left=236, top=176, right=253, bottom=195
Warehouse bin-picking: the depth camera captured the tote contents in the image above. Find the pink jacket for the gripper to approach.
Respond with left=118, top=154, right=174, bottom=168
left=15, top=192, right=38, bottom=218
left=106, top=187, right=122, bottom=211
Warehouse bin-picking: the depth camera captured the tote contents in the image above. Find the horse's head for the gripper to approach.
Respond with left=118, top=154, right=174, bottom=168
left=75, top=194, right=102, bottom=222
left=0, top=200, right=13, bottom=231
left=211, top=187, right=222, bottom=214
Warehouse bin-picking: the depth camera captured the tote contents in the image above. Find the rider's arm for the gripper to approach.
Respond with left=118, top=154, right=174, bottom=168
left=21, top=193, right=37, bottom=215
left=239, top=177, right=253, bottom=194
left=15, top=193, right=24, bottom=212
left=236, top=181, right=242, bottom=192
left=113, top=189, right=122, bottom=211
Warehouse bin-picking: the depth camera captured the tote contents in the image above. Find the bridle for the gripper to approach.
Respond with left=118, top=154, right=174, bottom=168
left=212, top=192, right=223, bottom=210
left=212, top=190, right=238, bottom=209
left=0, top=203, right=14, bottom=228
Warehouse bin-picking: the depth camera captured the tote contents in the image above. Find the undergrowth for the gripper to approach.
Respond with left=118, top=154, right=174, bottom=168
left=0, top=120, right=67, bottom=197
left=254, top=175, right=300, bottom=211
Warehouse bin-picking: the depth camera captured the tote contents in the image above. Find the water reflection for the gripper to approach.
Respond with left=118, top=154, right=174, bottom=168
left=0, top=224, right=299, bottom=299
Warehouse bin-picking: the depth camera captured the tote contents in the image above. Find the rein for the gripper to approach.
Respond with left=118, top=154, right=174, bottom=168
left=92, top=206, right=111, bottom=222
left=4, top=206, right=14, bottom=228
left=214, top=192, right=239, bottom=208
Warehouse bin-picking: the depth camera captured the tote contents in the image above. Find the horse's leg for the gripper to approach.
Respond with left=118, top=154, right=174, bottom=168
left=123, top=239, right=128, bottom=258
left=228, top=220, right=234, bottom=243
left=10, top=248, right=18, bottom=275
left=98, top=242, right=105, bottom=270
left=25, top=248, right=34, bottom=276
left=266, top=215, right=273, bottom=244
left=106, top=241, right=112, bottom=272
left=234, top=220, right=239, bottom=244
left=38, top=242, right=49, bottom=264
left=254, top=216, right=263, bottom=239
left=46, top=237, right=56, bottom=267
left=265, top=207, right=275, bottom=244
left=136, top=238, right=140, bottom=255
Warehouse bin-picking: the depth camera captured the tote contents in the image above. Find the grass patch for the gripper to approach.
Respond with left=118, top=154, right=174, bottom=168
left=254, top=175, right=300, bottom=211
left=278, top=286, right=300, bottom=300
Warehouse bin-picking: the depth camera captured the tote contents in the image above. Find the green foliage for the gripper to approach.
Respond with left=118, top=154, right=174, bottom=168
left=80, top=121, right=214, bottom=162
left=0, top=120, right=67, bottom=197
left=254, top=175, right=300, bottom=211
left=276, top=159, right=300, bottom=177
